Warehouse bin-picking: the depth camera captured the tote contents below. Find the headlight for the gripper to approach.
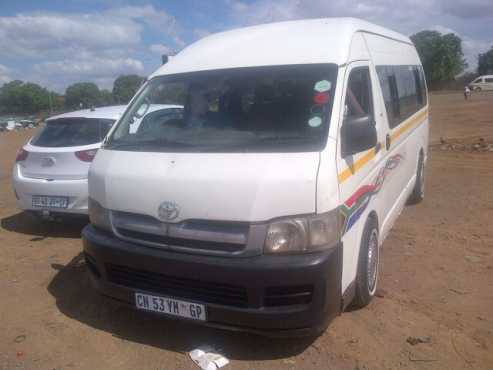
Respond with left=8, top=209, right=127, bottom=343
left=88, top=198, right=111, bottom=232
left=264, top=210, right=341, bottom=254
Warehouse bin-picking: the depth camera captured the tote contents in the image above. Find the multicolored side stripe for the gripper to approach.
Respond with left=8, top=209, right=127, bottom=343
left=340, top=154, right=403, bottom=235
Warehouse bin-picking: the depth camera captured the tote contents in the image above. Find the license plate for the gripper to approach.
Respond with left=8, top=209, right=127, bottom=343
left=135, top=292, right=206, bottom=321
left=32, top=195, right=68, bottom=209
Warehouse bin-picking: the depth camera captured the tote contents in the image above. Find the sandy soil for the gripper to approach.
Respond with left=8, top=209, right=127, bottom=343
left=0, top=92, right=492, bottom=370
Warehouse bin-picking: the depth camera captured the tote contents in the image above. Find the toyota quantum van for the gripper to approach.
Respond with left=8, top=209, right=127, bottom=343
left=469, top=75, right=493, bottom=91
left=83, top=18, right=429, bottom=336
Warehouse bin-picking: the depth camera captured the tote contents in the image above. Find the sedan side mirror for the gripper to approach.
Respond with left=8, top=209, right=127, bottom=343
left=341, top=115, right=377, bottom=157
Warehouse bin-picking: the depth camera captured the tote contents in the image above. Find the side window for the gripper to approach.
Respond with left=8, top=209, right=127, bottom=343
left=418, top=66, right=427, bottom=105
left=377, top=65, right=426, bottom=129
left=485, top=78, right=493, bottom=83
left=341, top=66, right=377, bottom=157
left=413, top=67, right=424, bottom=108
left=395, top=66, right=419, bottom=120
left=377, top=66, right=400, bottom=128
left=344, top=67, right=373, bottom=120
left=99, top=119, right=115, bottom=140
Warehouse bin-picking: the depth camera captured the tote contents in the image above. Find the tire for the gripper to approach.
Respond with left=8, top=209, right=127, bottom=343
left=408, top=153, right=425, bottom=204
left=353, top=216, right=379, bottom=308
left=474, top=86, right=482, bottom=92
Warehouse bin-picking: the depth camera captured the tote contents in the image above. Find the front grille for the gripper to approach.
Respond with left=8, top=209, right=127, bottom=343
left=116, top=228, right=245, bottom=253
left=111, top=211, right=249, bottom=254
left=264, top=285, right=313, bottom=307
left=106, top=264, right=248, bottom=308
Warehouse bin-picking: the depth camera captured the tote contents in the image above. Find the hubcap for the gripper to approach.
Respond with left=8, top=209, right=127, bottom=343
left=367, top=229, right=379, bottom=293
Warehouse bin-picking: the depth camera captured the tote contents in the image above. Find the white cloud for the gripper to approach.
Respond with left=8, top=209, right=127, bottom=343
left=0, top=13, right=140, bottom=58
left=32, top=57, right=144, bottom=91
left=150, top=43, right=173, bottom=55
left=33, top=57, right=143, bottom=77
left=0, top=5, right=182, bottom=59
left=0, top=5, right=183, bottom=91
left=108, top=5, right=185, bottom=47
left=440, top=0, right=493, bottom=19
left=193, top=28, right=212, bottom=40
left=226, top=0, right=493, bottom=69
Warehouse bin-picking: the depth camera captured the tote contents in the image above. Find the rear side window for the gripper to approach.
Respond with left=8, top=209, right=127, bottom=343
left=376, top=65, right=427, bottom=129
left=417, top=66, right=427, bottom=106
left=485, top=78, right=493, bottom=83
left=377, top=66, right=400, bottom=128
left=31, top=118, right=115, bottom=147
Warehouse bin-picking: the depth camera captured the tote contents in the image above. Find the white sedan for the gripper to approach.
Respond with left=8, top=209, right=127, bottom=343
left=12, top=105, right=127, bottom=219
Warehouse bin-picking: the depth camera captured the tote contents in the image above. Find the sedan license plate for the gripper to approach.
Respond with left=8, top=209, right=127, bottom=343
left=32, top=195, right=68, bottom=209
left=135, top=292, right=206, bottom=321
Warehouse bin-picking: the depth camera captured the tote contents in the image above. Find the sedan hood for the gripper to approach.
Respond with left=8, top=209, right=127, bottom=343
left=89, top=149, right=320, bottom=222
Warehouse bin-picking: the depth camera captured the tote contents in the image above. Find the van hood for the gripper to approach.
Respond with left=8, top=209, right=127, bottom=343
left=89, top=149, right=320, bottom=222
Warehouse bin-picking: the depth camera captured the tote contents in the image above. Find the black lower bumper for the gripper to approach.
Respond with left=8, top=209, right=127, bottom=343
left=82, top=225, right=343, bottom=337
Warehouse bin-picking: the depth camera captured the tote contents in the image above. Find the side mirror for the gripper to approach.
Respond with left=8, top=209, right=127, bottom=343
left=341, top=115, right=377, bottom=157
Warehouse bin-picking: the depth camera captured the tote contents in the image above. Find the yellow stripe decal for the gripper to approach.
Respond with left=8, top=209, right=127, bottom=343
left=338, top=147, right=377, bottom=183
left=338, top=107, right=428, bottom=184
left=390, top=108, right=428, bottom=143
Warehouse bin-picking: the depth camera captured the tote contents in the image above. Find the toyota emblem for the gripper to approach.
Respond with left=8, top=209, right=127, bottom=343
left=158, top=201, right=179, bottom=221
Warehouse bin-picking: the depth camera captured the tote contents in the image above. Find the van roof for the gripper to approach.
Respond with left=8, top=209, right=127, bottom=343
left=46, top=105, right=127, bottom=121
left=150, top=18, right=412, bottom=78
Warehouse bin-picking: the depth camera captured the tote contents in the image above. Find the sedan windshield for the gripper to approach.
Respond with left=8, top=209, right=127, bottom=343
left=107, top=64, right=338, bottom=152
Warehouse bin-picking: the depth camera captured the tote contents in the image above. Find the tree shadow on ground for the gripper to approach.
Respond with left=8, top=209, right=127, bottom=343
left=1, top=211, right=87, bottom=239
left=47, top=253, right=316, bottom=361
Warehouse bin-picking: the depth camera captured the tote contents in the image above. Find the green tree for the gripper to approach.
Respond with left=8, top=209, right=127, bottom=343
left=112, top=74, right=145, bottom=104
left=0, top=80, right=53, bottom=114
left=411, top=30, right=467, bottom=84
left=99, top=89, right=115, bottom=106
left=65, top=82, right=101, bottom=109
left=477, top=46, right=493, bottom=75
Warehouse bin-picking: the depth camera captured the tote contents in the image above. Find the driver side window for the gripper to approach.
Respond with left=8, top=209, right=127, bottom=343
left=344, top=67, right=373, bottom=119
left=340, top=67, right=377, bottom=157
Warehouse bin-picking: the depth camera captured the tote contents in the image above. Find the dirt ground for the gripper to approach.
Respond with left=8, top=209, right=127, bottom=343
left=1, top=92, right=492, bottom=370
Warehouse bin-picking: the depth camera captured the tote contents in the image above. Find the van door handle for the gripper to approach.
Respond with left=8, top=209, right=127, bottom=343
left=385, top=134, right=391, bottom=150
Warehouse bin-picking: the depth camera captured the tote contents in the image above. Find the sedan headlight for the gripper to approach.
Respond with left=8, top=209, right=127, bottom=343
left=88, top=198, right=111, bottom=232
left=264, top=210, right=341, bottom=254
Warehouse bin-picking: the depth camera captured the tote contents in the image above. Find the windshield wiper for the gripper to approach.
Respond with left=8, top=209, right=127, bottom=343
left=107, top=138, right=193, bottom=150
left=188, top=136, right=317, bottom=152
left=258, top=135, right=312, bottom=141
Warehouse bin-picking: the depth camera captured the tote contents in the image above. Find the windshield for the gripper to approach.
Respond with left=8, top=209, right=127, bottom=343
left=31, top=118, right=115, bottom=147
left=107, top=64, right=338, bottom=152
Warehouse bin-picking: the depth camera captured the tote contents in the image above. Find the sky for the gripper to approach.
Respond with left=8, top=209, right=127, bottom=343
left=0, top=0, right=492, bottom=93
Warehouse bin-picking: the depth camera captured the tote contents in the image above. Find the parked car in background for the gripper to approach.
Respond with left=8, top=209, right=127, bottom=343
left=83, top=18, right=429, bottom=336
left=12, top=106, right=127, bottom=219
left=469, top=75, right=493, bottom=91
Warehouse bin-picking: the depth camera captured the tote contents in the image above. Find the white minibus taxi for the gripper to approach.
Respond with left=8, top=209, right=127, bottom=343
left=469, top=75, right=493, bottom=91
left=83, top=18, right=429, bottom=336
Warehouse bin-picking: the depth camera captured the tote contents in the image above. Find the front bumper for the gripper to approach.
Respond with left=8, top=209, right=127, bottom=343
left=82, top=225, right=343, bottom=337
left=12, top=165, right=89, bottom=215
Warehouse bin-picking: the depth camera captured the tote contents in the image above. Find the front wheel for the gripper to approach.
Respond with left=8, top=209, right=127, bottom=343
left=352, top=217, right=379, bottom=308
